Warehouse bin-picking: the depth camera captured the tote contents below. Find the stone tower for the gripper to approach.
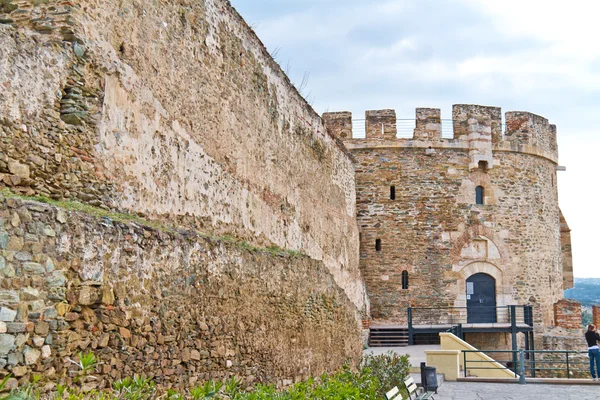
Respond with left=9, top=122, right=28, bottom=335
left=324, top=104, right=574, bottom=345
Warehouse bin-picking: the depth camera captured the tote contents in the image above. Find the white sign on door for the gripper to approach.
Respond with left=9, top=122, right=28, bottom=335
left=466, top=282, right=474, bottom=295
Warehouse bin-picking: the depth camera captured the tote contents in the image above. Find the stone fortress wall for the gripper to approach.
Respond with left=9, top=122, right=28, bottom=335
left=0, top=0, right=365, bottom=311
left=0, top=0, right=365, bottom=389
left=324, top=105, right=574, bottom=342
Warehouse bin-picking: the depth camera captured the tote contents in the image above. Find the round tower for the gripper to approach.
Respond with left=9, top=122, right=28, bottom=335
left=324, top=104, right=571, bottom=348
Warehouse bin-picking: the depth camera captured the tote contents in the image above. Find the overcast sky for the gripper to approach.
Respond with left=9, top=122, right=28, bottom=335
left=231, top=0, right=600, bottom=278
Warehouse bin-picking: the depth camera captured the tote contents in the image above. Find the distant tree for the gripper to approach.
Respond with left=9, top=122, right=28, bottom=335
left=582, top=310, right=593, bottom=327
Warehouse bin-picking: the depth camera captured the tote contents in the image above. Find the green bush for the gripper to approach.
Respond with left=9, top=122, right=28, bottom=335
left=2, top=354, right=412, bottom=399
left=361, top=351, right=411, bottom=398
left=184, top=366, right=380, bottom=399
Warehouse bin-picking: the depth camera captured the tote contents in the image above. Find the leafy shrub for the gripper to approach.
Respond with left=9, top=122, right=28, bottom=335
left=2, top=358, right=401, bottom=399
left=361, top=351, right=411, bottom=398
left=186, top=365, right=380, bottom=399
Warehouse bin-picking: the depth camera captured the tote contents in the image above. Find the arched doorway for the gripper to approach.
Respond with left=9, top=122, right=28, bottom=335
left=466, top=273, right=497, bottom=323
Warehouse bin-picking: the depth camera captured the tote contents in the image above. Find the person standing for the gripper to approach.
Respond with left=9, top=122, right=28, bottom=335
left=586, top=324, right=600, bottom=380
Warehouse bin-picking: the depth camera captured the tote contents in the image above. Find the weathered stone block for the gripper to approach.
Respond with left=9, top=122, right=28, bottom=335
left=0, top=334, right=15, bottom=355
left=32, top=336, right=45, bottom=347
left=34, top=322, right=49, bottom=336
left=7, top=352, right=22, bottom=366
left=20, top=287, right=39, bottom=301
left=78, top=286, right=101, bottom=305
left=7, top=160, right=29, bottom=179
left=0, top=291, right=19, bottom=304
left=6, top=323, right=26, bottom=333
left=46, top=270, right=66, bottom=287
left=23, top=262, right=45, bottom=274
left=41, top=345, right=51, bottom=359
left=14, top=251, right=32, bottom=261
left=0, top=307, right=17, bottom=322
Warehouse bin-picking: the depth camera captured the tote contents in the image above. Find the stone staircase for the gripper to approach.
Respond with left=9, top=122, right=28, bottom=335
left=368, top=327, right=409, bottom=347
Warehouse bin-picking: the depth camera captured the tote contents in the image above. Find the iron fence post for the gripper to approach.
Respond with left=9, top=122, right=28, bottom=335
left=566, top=351, right=570, bottom=378
left=408, top=308, right=414, bottom=346
left=530, top=332, right=536, bottom=378
left=464, top=351, right=467, bottom=378
left=519, top=350, right=526, bottom=384
left=510, top=305, right=518, bottom=373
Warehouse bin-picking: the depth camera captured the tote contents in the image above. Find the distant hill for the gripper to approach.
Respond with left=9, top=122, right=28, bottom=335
left=564, top=278, right=600, bottom=307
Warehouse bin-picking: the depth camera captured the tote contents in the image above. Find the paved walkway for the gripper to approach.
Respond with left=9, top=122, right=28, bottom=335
left=435, top=381, right=600, bottom=399
left=363, top=345, right=439, bottom=366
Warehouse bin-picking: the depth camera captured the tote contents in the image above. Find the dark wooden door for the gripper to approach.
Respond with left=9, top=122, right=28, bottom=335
left=466, top=273, right=497, bottom=323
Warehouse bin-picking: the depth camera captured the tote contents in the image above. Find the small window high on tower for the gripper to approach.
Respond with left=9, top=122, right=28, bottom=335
left=375, top=239, right=382, bottom=252
left=401, top=270, right=409, bottom=289
left=476, top=186, right=484, bottom=205
left=390, top=186, right=396, bottom=200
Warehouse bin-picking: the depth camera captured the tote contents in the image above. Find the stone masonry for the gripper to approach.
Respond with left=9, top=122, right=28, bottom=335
left=0, top=195, right=361, bottom=390
left=0, top=0, right=365, bottom=313
left=554, top=299, right=582, bottom=330
left=0, top=0, right=366, bottom=389
left=324, top=105, right=573, bottom=347
left=593, top=306, right=600, bottom=328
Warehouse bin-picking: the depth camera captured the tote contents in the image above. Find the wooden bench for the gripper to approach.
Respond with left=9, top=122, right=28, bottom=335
left=385, top=376, right=435, bottom=400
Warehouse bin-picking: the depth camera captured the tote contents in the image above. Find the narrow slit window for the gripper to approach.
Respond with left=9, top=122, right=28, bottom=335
left=390, top=186, right=396, bottom=200
left=375, top=239, right=382, bottom=252
left=401, top=270, right=409, bottom=289
left=476, top=186, right=484, bottom=205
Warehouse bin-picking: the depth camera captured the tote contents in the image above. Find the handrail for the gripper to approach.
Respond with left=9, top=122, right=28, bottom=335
left=350, top=118, right=507, bottom=139
left=408, top=305, right=533, bottom=327
left=462, top=349, right=590, bottom=381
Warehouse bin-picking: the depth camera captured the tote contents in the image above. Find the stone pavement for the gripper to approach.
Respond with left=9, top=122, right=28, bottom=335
left=363, top=345, right=439, bottom=367
left=434, top=381, right=600, bottom=399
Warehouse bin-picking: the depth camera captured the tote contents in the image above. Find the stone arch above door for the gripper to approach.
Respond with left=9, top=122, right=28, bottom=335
left=458, top=261, right=503, bottom=282
left=454, top=261, right=511, bottom=310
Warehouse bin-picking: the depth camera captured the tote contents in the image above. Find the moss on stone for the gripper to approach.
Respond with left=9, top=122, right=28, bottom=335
left=0, top=0, right=18, bottom=14
left=0, top=188, right=304, bottom=258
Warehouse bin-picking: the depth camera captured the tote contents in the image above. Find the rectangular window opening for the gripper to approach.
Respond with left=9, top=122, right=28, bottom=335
left=476, top=186, right=484, bottom=205
left=390, top=186, right=396, bottom=200
left=375, top=239, right=382, bottom=252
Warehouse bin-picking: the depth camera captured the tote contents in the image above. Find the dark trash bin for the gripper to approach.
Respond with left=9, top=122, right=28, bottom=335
left=420, top=362, right=438, bottom=394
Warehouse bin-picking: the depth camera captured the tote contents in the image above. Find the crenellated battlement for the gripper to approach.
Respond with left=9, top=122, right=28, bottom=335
left=366, top=109, right=397, bottom=139
left=505, top=111, right=558, bottom=155
left=322, top=111, right=353, bottom=139
left=414, top=108, right=442, bottom=140
left=323, top=104, right=559, bottom=164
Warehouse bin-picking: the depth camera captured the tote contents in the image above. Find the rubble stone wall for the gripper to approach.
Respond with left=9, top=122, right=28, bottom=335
left=554, top=299, right=582, bottom=330
left=0, top=195, right=361, bottom=389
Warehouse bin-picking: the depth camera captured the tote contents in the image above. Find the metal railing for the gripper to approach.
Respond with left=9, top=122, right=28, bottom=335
left=446, top=324, right=463, bottom=339
left=462, top=349, right=591, bottom=382
left=408, top=305, right=534, bottom=327
left=351, top=118, right=506, bottom=139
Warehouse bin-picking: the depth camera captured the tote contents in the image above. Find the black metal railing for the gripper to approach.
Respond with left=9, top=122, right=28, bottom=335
left=462, top=349, right=591, bottom=382
left=446, top=323, right=463, bottom=340
left=408, top=305, right=534, bottom=327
